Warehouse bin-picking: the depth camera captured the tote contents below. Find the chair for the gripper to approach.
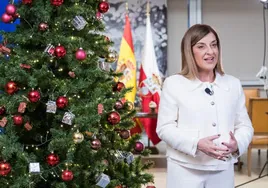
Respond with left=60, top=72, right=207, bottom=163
left=236, top=88, right=260, bottom=170
left=243, top=88, right=260, bottom=111
left=247, top=98, right=268, bottom=176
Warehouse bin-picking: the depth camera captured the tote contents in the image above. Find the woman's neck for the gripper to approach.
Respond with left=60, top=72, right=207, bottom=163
left=198, top=71, right=215, bottom=83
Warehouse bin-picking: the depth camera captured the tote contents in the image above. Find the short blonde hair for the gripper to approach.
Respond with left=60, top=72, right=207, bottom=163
left=179, top=24, right=224, bottom=79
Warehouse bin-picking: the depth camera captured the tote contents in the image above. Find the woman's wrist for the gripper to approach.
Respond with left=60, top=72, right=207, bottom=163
left=232, top=148, right=239, bottom=157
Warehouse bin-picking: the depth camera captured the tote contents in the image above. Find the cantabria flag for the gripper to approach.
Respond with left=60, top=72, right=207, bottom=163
left=138, top=2, right=162, bottom=145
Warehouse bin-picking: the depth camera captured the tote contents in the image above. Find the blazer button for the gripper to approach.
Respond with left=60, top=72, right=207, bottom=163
left=212, top=123, right=216, bottom=127
left=211, top=101, right=215, bottom=105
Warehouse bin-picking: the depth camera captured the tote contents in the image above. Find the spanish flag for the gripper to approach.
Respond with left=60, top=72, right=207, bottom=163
left=116, top=14, right=136, bottom=103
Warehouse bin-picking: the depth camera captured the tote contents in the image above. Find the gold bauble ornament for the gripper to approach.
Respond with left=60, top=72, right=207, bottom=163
left=106, top=50, right=118, bottom=63
left=125, top=101, right=134, bottom=111
left=73, top=131, right=84, bottom=143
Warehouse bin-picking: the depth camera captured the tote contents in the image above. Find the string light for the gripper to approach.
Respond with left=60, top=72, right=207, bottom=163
left=24, top=132, right=51, bottom=150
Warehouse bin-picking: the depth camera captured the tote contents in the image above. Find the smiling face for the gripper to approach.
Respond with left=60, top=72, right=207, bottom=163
left=192, top=32, right=219, bottom=74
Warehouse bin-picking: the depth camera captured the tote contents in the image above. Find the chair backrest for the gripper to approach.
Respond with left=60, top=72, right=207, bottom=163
left=248, top=98, right=268, bottom=134
left=243, top=88, right=260, bottom=112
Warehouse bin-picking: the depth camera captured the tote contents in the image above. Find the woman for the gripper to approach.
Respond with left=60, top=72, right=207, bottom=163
left=156, top=24, right=253, bottom=188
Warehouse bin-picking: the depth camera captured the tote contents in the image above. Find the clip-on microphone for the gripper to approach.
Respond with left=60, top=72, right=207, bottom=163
left=205, top=88, right=214, bottom=95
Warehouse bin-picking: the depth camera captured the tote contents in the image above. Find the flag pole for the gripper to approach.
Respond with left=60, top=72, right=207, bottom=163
left=146, top=0, right=150, bottom=16
left=126, top=1, right=129, bottom=15
left=145, top=0, right=156, bottom=151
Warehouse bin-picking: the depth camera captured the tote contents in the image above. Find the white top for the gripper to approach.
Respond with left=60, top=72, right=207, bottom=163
left=156, top=72, right=254, bottom=171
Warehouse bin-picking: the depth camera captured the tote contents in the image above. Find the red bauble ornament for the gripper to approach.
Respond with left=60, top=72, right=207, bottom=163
left=96, top=11, right=103, bottom=20
left=146, top=186, right=156, bottom=188
left=56, top=96, right=68, bottom=109
left=115, top=185, right=127, bottom=188
left=12, top=13, right=20, bottom=20
left=1, top=13, right=13, bottom=23
left=113, top=82, right=125, bottom=92
left=134, top=141, right=144, bottom=152
left=38, top=22, right=49, bottom=31
left=13, top=115, right=23, bottom=126
left=75, top=48, right=87, bottom=61
left=46, top=153, right=60, bottom=166
left=51, top=0, right=64, bottom=6
left=22, top=0, right=32, bottom=4
left=90, top=139, right=101, bottom=150
left=114, top=100, right=124, bottom=110
left=119, top=130, right=130, bottom=139
left=54, top=45, right=66, bottom=58
left=28, top=90, right=41, bottom=103
left=104, top=36, right=110, bottom=42
left=5, top=81, right=18, bottom=95
left=5, top=4, right=17, bottom=16
left=107, top=111, right=121, bottom=125
left=0, top=106, right=6, bottom=116
left=61, top=170, right=73, bottom=181
left=0, top=161, right=11, bottom=176
left=98, top=1, right=110, bottom=14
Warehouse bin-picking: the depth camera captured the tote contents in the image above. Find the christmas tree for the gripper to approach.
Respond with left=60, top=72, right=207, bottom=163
left=0, top=0, right=154, bottom=187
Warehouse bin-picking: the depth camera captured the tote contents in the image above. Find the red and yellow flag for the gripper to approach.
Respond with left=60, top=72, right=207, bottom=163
left=116, top=14, right=136, bottom=103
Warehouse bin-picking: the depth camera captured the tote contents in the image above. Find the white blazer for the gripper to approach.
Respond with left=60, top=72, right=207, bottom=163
left=156, top=72, right=254, bottom=170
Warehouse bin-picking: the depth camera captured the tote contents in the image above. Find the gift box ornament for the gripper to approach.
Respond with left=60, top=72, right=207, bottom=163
left=72, top=16, right=87, bottom=31
left=20, top=64, right=31, bottom=69
left=125, top=152, right=134, bottom=164
left=62, top=112, right=75, bottom=125
left=24, top=122, right=33, bottom=131
left=0, top=127, right=5, bottom=135
left=0, top=117, right=8, bottom=127
left=98, top=61, right=111, bottom=72
left=96, top=173, right=110, bottom=188
left=114, top=150, right=125, bottom=163
left=98, top=104, right=104, bottom=114
left=29, top=163, right=40, bottom=173
left=0, top=44, right=11, bottom=55
left=46, top=101, right=57, bottom=113
left=18, top=102, right=27, bottom=113
left=44, top=44, right=55, bottom=56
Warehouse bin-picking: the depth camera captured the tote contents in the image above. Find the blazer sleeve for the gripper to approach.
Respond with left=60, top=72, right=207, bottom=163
left=156, top=77, right=199, bottom=157
left=233, top=81, right=254, bottom=157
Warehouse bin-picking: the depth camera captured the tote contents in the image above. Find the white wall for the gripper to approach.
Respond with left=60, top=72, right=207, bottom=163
left=167, top=0, right=265, bottom=86
left=167, top=0, right=188, bottom=75
left=203, top=0, right=264, bottom=83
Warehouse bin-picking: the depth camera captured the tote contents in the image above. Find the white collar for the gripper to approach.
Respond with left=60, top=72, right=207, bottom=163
left=186, top=72, right=230, bottom=91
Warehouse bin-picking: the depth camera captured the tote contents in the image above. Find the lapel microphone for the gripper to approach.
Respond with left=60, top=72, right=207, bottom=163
left=205, top=88, right=214, bottom=96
